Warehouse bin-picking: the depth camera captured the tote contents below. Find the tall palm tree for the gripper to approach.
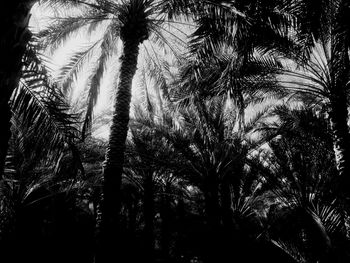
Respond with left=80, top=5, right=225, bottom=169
left=38, top=0, right=191, bottom=261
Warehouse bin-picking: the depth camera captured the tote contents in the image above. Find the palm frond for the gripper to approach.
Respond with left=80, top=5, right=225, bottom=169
left=38, top=8, right=109, bottom=52
left=81, top=25, right=117, bottom=139
left=57, top=41, right=101, bottom=93
left=10, top=42, right=80, bottom=168
left=271, top=239, right=307, bottom=263
left=187, top=0, right=294, bottom=61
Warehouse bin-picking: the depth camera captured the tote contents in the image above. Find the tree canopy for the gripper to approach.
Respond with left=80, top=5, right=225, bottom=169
left=1, top=1, right=350, bottom=263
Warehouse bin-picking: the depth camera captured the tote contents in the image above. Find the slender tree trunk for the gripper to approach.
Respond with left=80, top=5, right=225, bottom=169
left=143, top=171, right=155, bottom=262
left=203, top=174, right=221, bottom=263
left=328, top=96, right=350, bottom=199
left=329, top=37, right=350, bottom=205
left=174, top=198, right=186, bottom=261
left=98, top=39, right=140, bottom=263
left=161, top=182, right=172, bottom=261
left=92, top=187, right=103, bottom=263
left=220, top=179, right=233, bottom=231
left=203, top=174, right=220, bottom=229
left=127, top=199, right=137, bottom=235
left=0, top=1, right=34, bottom=177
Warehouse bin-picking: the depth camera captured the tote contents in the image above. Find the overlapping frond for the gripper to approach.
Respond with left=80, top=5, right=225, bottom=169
left=10, top=41, right=81, bottom=168
left=170, top=48, right=285, bottom=113
left=271, top=239, right=307, bottom=263
left=184, top=0, right=294, bottom=61
left=256, top=102, right=342, bottom=261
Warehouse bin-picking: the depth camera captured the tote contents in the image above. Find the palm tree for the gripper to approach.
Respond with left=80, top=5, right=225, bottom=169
left=123, top=100, right=189, bottom=261
left=38, top=1, right=191, bottom=261
left=275, top=0, right=350, bottom=203
left=178, top=0, right=350, bottom=206
left=138, top=94, right=271, bottom=262
left=258, top=104, right=349, bottom=262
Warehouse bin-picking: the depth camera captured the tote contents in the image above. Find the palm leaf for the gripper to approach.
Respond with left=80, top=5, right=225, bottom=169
left=10, top=41, right=81, bottom=169
left=81, top=24, right=117, bottom=139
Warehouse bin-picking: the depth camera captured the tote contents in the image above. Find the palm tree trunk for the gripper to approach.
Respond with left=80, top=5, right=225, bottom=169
left=328, top=96, right=350, bottom=199
left=219, top=180, right=236, bottom=262
left=143, top=171, right=155, bottom=262
left=161, top=182, right=172, bottom=261
left=0, top=1, right=34, bottom=176
left=329, top=38, right=350, bottom=204
left=127, top=199, right=137, bottom=235
left=220, top=180, right=233, bottom=231
left=205, top=176, right=221, bottom=228
left=98, top=39, right=140, bottom=263
left=203, top=174, right=221, bottom=263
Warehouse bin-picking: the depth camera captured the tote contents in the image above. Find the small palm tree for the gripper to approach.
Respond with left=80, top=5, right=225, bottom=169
left=122, top=100, right=189, bottom=260
left=259, top=104, right=349, bottom=262
left=137, top=94, right=269, bottom=262
left=279, top=40, right=350, bottom=200
left=270, top=0, right=350, bottom=204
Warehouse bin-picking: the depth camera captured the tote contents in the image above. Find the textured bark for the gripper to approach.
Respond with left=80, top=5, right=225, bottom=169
left=0, top=1, right=34, bottom=177
left=98, top=40, right=140, bottom=263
